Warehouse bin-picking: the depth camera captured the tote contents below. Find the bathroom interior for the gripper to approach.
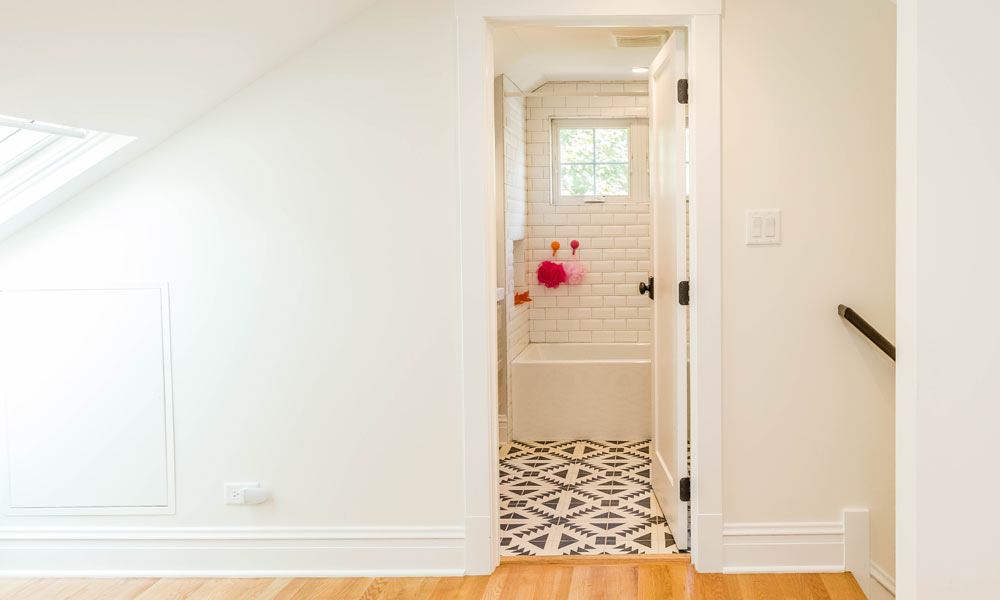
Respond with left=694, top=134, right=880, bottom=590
left=493, top=26, right=689, bottom=557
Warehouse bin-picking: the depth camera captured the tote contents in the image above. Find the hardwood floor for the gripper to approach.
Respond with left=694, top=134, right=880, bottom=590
left=0, top=560, right=868, bottom=599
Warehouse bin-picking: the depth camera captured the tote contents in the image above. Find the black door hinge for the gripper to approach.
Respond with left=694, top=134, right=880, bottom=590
left=679, top=477, right=691, bottom=502
left=677, top=79, right=689, bottom=104
left=639, top=276, right=654, bottom=300
left=678, top=280, right=690, bottom=305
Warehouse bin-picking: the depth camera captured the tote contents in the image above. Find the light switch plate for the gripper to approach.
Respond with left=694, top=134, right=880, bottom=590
left=745, top=210, right=781, bottom=245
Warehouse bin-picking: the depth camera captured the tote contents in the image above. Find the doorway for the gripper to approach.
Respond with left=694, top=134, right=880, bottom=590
left=454, top=2, right=723, bottom=575
left=493, top=28, right=688, bottom=557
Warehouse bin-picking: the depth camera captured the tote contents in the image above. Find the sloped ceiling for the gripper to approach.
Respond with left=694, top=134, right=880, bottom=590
left=0, top=0, right=375, bottom=139
left=494, top=27, right=665, bottom=92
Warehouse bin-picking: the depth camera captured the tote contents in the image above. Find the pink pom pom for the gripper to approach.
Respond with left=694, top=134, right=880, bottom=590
left=537, top=260, right=567, bottom=288
left=564, top=261, right=587, bottom=284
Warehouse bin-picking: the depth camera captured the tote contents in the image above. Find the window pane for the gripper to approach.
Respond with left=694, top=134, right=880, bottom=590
left=559, top=128, right=594, bottom=162
left=561, top=164, right=595, bottom=196
left=595, top=128, right=628, bottom=163
left=0, top=129, right=53, bottom=170
left=596, top=163, right=629, bottom=195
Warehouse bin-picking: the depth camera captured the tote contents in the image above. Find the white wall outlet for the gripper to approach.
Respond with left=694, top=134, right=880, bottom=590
left=224, top=481, right=259, bottom=505
left=745, top=209, right=781, bottom=245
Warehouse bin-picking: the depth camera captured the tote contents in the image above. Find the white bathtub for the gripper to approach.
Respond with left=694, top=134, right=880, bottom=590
left=511, top=343, right=651, bottom=440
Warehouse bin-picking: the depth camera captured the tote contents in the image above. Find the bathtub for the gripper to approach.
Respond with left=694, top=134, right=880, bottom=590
left=511, top=343, right=651, bottom=440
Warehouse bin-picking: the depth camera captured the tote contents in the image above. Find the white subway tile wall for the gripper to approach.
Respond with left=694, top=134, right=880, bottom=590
left=523, top=81, right=651, bottom=343
left=501, top=77, right=529, bottom=364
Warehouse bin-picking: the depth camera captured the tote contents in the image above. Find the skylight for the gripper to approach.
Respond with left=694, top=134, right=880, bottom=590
left=0, top=114, right=134, bottom=228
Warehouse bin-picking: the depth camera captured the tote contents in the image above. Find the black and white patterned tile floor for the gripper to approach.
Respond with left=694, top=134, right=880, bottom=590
left=499, top=440, right=677, bottom=556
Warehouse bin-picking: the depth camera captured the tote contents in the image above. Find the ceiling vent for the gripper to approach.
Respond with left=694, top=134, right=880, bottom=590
left=612, top=29, right=670, bottom=48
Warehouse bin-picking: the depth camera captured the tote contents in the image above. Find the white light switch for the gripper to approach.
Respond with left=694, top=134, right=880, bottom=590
left=746, top=210, right=781, bottom=245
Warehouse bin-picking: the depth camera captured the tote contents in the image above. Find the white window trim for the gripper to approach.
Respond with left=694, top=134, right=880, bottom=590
left=0, top=117, right=134, bottom=230
left=549, top=117, right=649, bottom=205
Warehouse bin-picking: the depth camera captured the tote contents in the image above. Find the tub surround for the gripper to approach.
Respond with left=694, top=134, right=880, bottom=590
left=502, top=75, right=529, bottom=359
left=512, top=343, right=651, bottom=440
left=499, top=75, right=529, bottom=444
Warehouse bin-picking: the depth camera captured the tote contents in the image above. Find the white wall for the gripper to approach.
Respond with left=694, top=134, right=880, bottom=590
left=720, top=0, right=896, bottom=585
left=897, top=0, right=1000, bottom=596
left=0, top=0, right=466, bottom=574
left=0, top=0, right=375, bottom=244
left=0, top=0, right=900, bottom=579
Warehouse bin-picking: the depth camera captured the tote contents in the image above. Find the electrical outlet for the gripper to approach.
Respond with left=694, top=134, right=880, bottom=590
left=224, top=481, right=259, bottom=505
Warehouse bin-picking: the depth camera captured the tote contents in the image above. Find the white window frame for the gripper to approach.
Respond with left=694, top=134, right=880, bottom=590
left=550, top=117, right=648, bottom=205
left=0, top=115, right=134, bottom=232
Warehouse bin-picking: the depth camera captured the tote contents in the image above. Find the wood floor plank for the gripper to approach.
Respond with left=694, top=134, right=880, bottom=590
left=251, top=578, right=301, bottom=600
left=0, top=581, right=33, bottom=599
left=690, top=571, right=725, bottom=600
left=567, top=565, right=639, bottom=600
left=182, top=578, right=283, bottom=599
left=481, top=565, right=508, bottom=600
left=273, top=577, right=374, bottom=600
left=818, top=573, right=867, bottom=600
left=774, top=573, right=830, bottom=600
left=132, top=579, right=210, bottom=600
left=742, top=573, right=792, bottom=600
left=637, top=563, right=689, bottom=599
left=427, top=575, right=491, bottom=600
left=64, top=578, right=159, bottom=600
left=496, top=565, right=573, bottom=600
left=3, top=578, right=119, bottom=600
left=0, top=567, right=877, bottom=600
left=363, top=577, right=440, bottom=600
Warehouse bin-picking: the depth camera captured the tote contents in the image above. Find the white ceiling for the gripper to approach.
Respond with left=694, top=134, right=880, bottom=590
left=0, top=0, right=374, bottom=140
left=493, top=27, right=666, bottom=92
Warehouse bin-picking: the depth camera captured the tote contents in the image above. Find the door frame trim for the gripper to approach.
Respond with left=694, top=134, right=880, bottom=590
left=455, top=0, right=723, bottom=574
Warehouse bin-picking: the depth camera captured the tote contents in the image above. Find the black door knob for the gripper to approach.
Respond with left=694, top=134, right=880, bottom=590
left=638, top=276, right=654, bottom=300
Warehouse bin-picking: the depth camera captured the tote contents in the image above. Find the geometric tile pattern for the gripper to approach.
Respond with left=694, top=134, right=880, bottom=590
left=499, top=440, right=677, bottom=556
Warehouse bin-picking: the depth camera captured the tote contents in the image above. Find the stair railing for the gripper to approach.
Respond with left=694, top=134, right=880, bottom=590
left=837, top=304, right=895, bottom=361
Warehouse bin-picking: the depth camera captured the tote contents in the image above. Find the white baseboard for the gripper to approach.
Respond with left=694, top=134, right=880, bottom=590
left=464, top=516, right=493, bottom=575
left=0, top=526, right=465, bottom=577
left=870, top=560, right=896, bottom=597
left=693, top=512, right=723, bottom=573
left=722, top=509, right=870, bottom=579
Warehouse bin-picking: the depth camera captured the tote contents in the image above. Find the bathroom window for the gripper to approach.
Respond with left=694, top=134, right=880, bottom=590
left=550, top=118, right=648, bottom=204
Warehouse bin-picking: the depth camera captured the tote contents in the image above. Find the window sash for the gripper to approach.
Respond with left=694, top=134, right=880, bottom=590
left=0, top=115, right=135, bottom=225
left=550, top=118, right=647, bottom=204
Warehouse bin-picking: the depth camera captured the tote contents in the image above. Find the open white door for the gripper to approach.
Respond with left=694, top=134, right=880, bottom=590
left=649, top=30, right=689, bottom=551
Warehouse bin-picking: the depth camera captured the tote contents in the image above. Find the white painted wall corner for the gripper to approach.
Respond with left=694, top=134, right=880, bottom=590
left=870, top=560, right=896, bottom=598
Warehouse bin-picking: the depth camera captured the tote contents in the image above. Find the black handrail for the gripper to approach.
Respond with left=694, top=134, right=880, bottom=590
left=838, top=304, right=895, bottom=361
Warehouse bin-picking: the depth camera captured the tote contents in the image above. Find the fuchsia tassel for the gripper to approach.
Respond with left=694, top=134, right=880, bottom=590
left=564, top=261, right=587, bottom=284
left=537, top=261, right=567, bottom=288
